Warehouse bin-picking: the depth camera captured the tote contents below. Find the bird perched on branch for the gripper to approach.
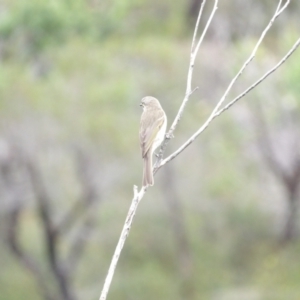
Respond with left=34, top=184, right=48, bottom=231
left=139, top=96, right=167, bottom=186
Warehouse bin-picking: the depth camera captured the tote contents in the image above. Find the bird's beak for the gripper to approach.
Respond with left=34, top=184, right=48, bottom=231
left=140, top=103, right=143, bottom=107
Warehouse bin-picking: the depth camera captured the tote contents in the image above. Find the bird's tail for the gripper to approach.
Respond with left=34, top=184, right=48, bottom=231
left=143, top=152, right=154, bottom=186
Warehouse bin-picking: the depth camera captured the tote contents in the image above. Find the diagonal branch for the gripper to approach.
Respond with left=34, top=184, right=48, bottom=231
left=175, top=0, right=214, bottom=124
left=99, top=1, right=298, bottom=300
left=99, top=4, right=218, bottom=300
left=155, top=0, right=218, bottom=164
left=156, top=0, right=293, bottom=170
left=99, top=186, right=147, bottom=300
left=215, top=37, right=300, bottom=117
left=191, top=0, right=207, bottom=53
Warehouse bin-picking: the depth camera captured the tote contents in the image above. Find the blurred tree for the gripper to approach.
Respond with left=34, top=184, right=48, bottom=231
left=251, top=98, right=300, bottom=245
left=0, top=0, right=136, bottom=61
left=0, top=140, right=101, bottom=300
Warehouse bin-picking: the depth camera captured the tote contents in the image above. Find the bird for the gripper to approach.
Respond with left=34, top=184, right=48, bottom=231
left=139, top=96, right=167, bottom=186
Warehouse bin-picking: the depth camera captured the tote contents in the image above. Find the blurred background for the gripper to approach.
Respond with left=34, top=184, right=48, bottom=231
left=0, top=0, right=300, bottom=299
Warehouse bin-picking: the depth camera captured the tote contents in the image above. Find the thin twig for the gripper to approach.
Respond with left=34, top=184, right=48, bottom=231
left=215, top=38, right=300, bottom=116
left=170, top=0, right=217, bottom=133
left=191, top=0, right=207, bottom=53
left=157, top=0, right=291, bottom=169
left=155, top=0, right=218, bottom=165
left=99, top=186, right=147, bottom=300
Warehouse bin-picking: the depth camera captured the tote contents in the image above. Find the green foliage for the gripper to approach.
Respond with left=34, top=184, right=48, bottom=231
left=0, top=0, right=187, bottom=59
left=1, top=1, right=68, bottom=55
left=0, top=0, right=131, bottom=57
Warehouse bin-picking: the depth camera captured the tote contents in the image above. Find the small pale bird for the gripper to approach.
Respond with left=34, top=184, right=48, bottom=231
left=139, top=96, right=167, bottom=186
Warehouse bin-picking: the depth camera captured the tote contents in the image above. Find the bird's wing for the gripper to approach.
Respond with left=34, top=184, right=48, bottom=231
left=140, top=110, right=165, bottom=158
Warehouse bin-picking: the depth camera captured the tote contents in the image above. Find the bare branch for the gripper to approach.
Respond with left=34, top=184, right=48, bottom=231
left=99, top=3, right=218, bottom=299
left=157, top=0, right=293, bottom=169
left=99, top=1, right=298, bottom=299
left=191, top=0, right=207, bottom=53
left=155, top=0, right=218, bottom=165
left=99, top=186, right=147, bottom=300
left=215, top=38, right=300, bottom=116
left=169, top=0, right=218, bottom=132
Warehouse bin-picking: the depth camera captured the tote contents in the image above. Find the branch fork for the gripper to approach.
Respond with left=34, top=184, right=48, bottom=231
left=99, top=1, right=300, bottom=299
